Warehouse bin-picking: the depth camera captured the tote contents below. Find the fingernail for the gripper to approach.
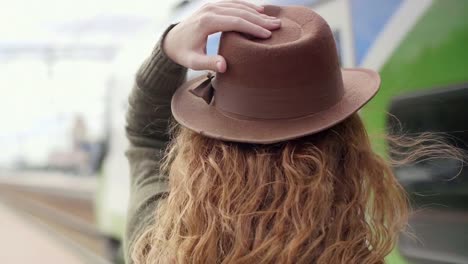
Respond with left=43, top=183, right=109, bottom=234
left=262, top=30, right=272, bottom=38
left=216, top=61, right=223, bottom=72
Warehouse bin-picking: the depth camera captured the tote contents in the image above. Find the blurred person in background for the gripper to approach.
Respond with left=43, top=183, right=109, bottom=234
left=123, top=1, right=463, bottom=263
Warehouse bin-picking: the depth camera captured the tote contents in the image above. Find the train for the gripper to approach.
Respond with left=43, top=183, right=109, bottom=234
left=97, top=0, right=468, bottom=263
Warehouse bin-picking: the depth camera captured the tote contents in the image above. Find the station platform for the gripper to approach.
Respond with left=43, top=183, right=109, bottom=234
left=0, top=193, right=84, bottom=264
left=0, top=202, right=84, bottom=264
left=0, top=170, right=111, bottom=263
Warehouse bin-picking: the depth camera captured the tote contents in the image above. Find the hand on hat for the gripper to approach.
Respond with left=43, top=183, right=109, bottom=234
left=163, top=0, right=281, bottom=73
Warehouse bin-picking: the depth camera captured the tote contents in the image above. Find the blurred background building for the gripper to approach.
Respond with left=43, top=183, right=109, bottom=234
left=0, top=0, right=180, bottom=171
left=0, top=0, right=467, bottom=264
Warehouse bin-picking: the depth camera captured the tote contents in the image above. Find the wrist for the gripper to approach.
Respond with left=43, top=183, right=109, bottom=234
left=161, top=23, right=180, bottom=65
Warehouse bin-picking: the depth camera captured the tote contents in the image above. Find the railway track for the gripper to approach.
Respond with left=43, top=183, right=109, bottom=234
left=0, top=176, right=114, bottom=264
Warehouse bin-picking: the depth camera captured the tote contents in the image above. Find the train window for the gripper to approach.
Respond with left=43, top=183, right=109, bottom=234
left=206, top=32, right=221, bottom=56
left=388, top=84, right=468, bottom=197
left=387, top=83, right=468, bottom=263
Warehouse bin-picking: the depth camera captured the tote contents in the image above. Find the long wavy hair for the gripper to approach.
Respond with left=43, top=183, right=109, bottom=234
left=132, top=113, right=464, bottom=264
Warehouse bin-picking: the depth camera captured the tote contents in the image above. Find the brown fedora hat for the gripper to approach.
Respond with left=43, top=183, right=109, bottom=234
left=171, top=5, right=380, bottom=144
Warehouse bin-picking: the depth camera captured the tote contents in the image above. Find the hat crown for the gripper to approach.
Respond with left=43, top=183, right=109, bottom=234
left=213, top=5, right=344, bottom=119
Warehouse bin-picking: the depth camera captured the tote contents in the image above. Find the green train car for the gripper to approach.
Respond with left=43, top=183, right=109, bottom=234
left=98, top=0, right=468, bottom=263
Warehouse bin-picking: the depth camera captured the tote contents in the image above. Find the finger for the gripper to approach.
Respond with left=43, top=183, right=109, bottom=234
left=216, top=2, right=259, bottom=15
left=260, top=13, right=278, bottom=20
left=215, top=8, right=281, bottom=30
left=218, top=0, right=264, bottom=12
left=203, top=15, right=272, bottom=38
left=188, top=53, right=227, bottom=73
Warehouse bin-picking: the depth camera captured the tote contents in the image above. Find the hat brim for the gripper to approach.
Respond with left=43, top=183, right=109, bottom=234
left=171, top=68, right=380, bottom=144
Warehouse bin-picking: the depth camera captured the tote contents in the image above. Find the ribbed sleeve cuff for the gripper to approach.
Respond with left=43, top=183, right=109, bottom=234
left=136, top=23, right=187, bottom=93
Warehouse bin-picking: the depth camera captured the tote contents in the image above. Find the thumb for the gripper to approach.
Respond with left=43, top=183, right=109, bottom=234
left=189, top=53, right=227, bottom=73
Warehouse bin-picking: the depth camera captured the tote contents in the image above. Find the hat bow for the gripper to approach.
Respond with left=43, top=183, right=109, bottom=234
left=189, top=72, right=215, bottom=104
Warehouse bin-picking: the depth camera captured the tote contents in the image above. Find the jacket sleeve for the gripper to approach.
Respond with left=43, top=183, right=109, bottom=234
left=123, top=24, right=187, bottom=263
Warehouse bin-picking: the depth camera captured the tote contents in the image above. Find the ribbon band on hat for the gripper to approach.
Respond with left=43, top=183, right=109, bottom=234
left=189, top=72, right=215, bottom=104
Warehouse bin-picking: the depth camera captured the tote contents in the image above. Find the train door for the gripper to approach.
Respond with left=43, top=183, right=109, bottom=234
left=388, top=84, right=468, bottom=264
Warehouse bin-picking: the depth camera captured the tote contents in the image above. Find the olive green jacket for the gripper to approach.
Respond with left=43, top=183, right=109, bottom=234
left=123, top=25, right=187, bottom=264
